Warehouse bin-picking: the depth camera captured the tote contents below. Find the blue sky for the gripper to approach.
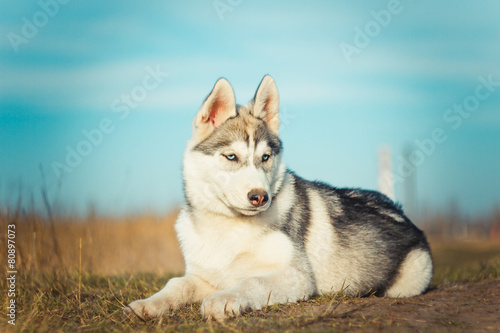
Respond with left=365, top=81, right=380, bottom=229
left=1, top=0, right=499, bottom=218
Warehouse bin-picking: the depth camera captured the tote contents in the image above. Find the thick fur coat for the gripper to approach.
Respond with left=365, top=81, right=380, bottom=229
left=124, top=75, right=433, bottom=321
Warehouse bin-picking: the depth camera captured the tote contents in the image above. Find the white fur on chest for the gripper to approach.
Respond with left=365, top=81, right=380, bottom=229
left=175, top=208, right=294, bottom=290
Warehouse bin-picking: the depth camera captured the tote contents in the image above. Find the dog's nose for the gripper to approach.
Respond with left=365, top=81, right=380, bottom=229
left=248, top=188, right=269, bottom=207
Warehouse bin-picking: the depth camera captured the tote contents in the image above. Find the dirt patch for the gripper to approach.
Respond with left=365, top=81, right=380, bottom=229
left=262, top=279, right=500, bottom=332
left=409, top=280, right=500, bottom=331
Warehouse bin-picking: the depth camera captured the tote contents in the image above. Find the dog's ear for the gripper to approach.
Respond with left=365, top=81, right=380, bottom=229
left=252, top=75, right=280, bottom=134
left=194, top=78, right=236, bottom=140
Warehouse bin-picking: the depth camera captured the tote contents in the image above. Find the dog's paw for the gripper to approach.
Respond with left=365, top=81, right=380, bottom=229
left=123, top=299, right=168, bottom=321
left=201, top=291, right=260, bottom=321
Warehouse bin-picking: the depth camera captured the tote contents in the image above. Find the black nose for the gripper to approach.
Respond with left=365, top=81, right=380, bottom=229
left=248, top=188, right=269, bottom=207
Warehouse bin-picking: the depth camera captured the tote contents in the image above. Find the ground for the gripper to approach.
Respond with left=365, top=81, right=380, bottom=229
left=1, top=239, right=499, bottom=332
left=121, top=279, right=500, bottom=332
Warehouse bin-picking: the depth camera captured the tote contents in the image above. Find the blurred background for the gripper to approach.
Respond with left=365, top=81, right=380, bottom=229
left=1, top=0, right=500, bottom=246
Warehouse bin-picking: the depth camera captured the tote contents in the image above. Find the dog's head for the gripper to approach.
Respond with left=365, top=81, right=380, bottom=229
left=184, top=75, right=286, bottom=217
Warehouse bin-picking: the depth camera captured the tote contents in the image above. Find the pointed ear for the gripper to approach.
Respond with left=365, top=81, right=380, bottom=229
left=252, top=75, right=280, bottom=134
left=194, top=78, right=236, bottom=140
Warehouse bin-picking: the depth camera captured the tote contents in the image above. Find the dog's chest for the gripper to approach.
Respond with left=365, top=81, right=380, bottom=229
left=176, top=212, right=294, bottom=289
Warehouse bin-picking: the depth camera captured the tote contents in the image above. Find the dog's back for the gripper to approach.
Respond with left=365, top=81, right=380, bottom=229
left=279, top=173, right=432, bottom=297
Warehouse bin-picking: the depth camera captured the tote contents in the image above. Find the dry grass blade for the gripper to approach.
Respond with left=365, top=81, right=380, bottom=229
left=39, top=164, right=64, bottom=269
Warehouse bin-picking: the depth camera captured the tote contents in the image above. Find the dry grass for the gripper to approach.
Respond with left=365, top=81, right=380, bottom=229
left=1, top=209, right=500, bottom=332
left=430, top=238, right=500, bottom=284
left=0, top=210, right=184, bottom=275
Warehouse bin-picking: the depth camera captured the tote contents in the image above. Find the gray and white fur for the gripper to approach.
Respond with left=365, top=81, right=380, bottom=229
left=124, top=75, right=433, bottom=321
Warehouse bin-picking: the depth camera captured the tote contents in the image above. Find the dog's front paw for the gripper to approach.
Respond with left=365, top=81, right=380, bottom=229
left=201, top=291, right=260, bottom=321
left=123, top=299, right=169, bottom=321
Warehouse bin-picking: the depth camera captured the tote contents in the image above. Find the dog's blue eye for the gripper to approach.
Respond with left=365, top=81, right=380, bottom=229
left=262, top=154, right=271, bottom=162
left=225, top=154, right=237, bottom=161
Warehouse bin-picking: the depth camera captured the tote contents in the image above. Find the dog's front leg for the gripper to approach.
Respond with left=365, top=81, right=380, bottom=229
left=201, top=268, right=315, bottom=321
left=124, top=274, right=216, bottom=320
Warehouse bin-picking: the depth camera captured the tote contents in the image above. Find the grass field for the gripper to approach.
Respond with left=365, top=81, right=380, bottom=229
left=1, top=211, right=500, bottom=332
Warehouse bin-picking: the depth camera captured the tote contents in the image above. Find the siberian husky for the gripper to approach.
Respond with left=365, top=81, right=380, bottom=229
left=124, top=75, right=433, bottom=321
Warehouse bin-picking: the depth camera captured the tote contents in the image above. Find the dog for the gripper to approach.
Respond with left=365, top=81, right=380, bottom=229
left=123, top=75, right=433, bottom=321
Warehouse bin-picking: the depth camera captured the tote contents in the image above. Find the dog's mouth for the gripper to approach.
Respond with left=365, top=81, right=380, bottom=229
left=234, top=202, right=271, bottom=216
left=236, top=207, right=263, bottom=216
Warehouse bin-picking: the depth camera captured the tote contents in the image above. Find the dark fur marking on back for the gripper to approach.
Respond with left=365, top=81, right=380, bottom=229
left=287, top=173, right=430, bottom=295
left=281, top=175, right=311, bottom=248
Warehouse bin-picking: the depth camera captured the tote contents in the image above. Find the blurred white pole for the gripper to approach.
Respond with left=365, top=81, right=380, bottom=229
left=378, top=145, right=395, bottom=201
